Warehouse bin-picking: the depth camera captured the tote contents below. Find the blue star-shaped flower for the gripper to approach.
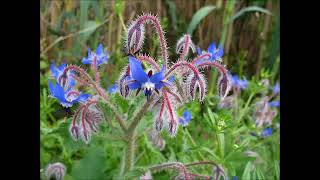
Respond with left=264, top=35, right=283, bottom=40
left=50, top=63, right=75, bottom=89
left=231, top=75, right=248, bottom=90
left=261, top=127, right=273, bottom=138
left=178, top=109, right=192, bottom=127
left=269, top=100, right=280, bottom=107
left=128, top=56, right=173, bottom=99
left=197, top=41, right=224, bottom=62
left=82, top=43, right=109, bottom=66
left=48, top=81, right=90, bottom=107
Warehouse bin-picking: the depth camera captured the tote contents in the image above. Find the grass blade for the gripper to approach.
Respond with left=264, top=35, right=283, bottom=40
left=187, top=5, right=216, bottom=35
left=229, top=5, right=272, bottom=23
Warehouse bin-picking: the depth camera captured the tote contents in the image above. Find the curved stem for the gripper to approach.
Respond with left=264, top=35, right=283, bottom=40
left=165, top=61, right=201, bottom=79
left=91, top=56, right=100, bottom=84
left=179, top=34, right=190, bottom=61
left=148, top=162, right=189, bottom=180
left=137, top=54, right=161, bottom=71
left=185, top=161, right=218, bottom=167
left=138, top=14, right=169, bottom=69
left=191, top=53, right=212, bottom=64
left=63, top=65, right=127, bottom=132
left=123, top=95, right=157, bottom=174
left=197, top=61, right=228, bottom=76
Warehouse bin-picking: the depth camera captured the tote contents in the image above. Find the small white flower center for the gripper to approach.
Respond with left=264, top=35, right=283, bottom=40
left=142, top=81, right=155, bottom=91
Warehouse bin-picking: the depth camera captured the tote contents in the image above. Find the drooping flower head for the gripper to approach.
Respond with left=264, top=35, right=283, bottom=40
left=128, top=56, right=173, bottom=99
left=48, top=81, right=89, bottom=107
left=231, top=75, right=248, bottom=90
left=178, top=109, right=192, bottom=127
left=254, top=97, right=277, bottom=127
left=50, top=63, right=75, bottom=90
left=45, top=162, right=66, bottom=180
left=82, top=43, right=109, bottom=66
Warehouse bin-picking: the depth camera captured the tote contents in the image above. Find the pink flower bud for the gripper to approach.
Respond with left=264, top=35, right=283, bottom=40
left=217, top=74, right=231, bottom=99
left=45, top=162, right=66, bottom=180
left=70, top=125, right=80, bottom=141
left=126, top=20, right=145, bottom=54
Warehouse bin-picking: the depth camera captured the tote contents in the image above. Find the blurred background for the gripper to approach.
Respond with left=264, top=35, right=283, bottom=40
left=40, top=0, right=280, bottom=179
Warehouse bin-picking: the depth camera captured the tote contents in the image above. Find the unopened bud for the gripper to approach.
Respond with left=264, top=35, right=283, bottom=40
left=45, top=162, right=66, bottom=180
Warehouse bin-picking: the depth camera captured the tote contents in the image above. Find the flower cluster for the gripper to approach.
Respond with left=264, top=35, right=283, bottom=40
left=48, top=44, right=109, bottom=144
left=117, top=13, right=231, bottom=136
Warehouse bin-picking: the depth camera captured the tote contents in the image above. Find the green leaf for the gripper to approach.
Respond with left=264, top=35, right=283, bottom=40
left=165, top=0, right=178, bottom=30
left=80, top=20, right=100, bottom=43
left=200, top=147, right=221, bottom=162
left=242, top=161, right=253, bottom=180
left=187, top=5, right=216, bottom=35
left=229, top=6, right=272, bottom=23
left=71, top=147, right=106, bottom=180
left=274, top=160, right=280, bottom=180
left=217, top=133, right=225, bottom=158
left=255, top=167, right=265, bottom=180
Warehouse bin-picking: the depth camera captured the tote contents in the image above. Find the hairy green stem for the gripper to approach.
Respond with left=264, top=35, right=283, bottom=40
left=123, top=95, right=157, bottom=175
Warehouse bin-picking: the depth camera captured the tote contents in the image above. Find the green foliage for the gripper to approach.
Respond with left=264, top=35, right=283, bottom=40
left=229, top=5, right=272, bottom=23
left=40, top=0, right=280, bottom=179
left=187, top=5, right=216, bottom=35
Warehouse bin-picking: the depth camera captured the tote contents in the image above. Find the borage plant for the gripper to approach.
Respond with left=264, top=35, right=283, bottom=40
left=48, top=13, right=232, bottom=179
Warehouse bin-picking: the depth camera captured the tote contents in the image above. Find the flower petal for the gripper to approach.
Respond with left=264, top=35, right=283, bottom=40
left=76, top=93, right=90, bottom=102
left=207, top=42, right=216, bottom=54
left=128, top=81, right=141, bottom=90
left=155, top=82, right=165, bottom=90
left=150, top=66, right=165, bottom=84
left=50, top=63, right=58, bottom=78
left=197, top=47, right=202, bottom=55
left=82, top=57, right=91, bottom=64
left=96, top=43, right=103, bottom=55
left=129, top=56, right=148, bottom=83
left=216, top=44, right=224, bottom=58
left=183, top=109, right=192, bottom=121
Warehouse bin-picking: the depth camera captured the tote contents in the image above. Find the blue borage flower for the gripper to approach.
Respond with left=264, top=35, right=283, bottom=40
left=231, top=75, right=248, bottom=90
left=197, top=41, right=223, bottom=62
left=128, top=56, right=174, bottom=99
left=261, top=127, right=273, bottom=138
left=48, top=81, right=90, bottom=107
left=50, top=63, right=75, bottom=89
left=82, top=43, right=109, bottom=66
left=269, top=100, right=280, bottom=107
left=108, top=83, right=118, bottom=94
left=272, top=83, right=280, bottom=95
left=178, top=109, right=192, bottom=127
